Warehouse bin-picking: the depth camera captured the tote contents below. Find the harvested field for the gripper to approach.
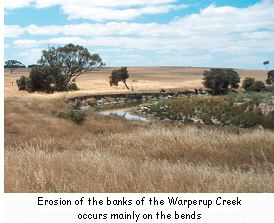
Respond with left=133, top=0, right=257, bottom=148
left=4, top=67, right=267, bottom=97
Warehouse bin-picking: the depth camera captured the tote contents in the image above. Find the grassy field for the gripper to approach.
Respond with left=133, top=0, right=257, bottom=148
left=4, top=67, right=274, bottom=192
left=143, top=95, right=274, bottom=129
left=4, top=67, right=267, bottom=96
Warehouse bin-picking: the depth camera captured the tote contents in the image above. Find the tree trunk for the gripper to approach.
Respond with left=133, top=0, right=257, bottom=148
left=123, top=81, right=129, bottom=90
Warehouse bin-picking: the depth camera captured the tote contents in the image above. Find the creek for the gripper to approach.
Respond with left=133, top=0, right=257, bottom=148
left=98, top=107, right=149, bottom=122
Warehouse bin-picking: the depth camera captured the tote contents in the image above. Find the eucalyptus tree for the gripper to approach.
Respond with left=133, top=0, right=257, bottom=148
left=5, top=60, right=25, bottom=73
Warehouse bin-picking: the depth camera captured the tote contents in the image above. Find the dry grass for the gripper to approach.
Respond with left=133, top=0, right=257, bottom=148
left=5, top=96, right=274, bottom=192
left=4, top=67, right=274, bottom=192
left=4, top=67, right=267, bottom=97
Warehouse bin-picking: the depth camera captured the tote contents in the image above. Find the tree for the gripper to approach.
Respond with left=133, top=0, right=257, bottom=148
left=109, top=67, right=129, bottom=89
left=16, top=66, right=78, bottom=93
left=28, top=64, right=39, bottom=68
left=250, top=81, right=266, bottom=92
left=202, top=68, right=240, bottom=95
left=266, top=70, right=274, bottom=85
left=38, top=43, right=104, bottom=87
left=242, top=77, right=255, bottom=91
left=5, top=60, right=25, bottom=73
left=242, top=77, right=266, bottom=92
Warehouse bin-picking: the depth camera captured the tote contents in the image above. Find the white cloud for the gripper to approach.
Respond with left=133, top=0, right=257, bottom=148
left=14, top=39, right=40, bottom=48
left=21, top=23, right=157, bottom=36
left=20, top=48, right=42, bottom=57
left=34, top=0, right=178, bottom=8
left=4, top=25, right=25, bottom=38
left=19, top=48, right=43, bottom=64
left=4, top=0, right=187, bottom=21
left=14, top=37, right=88, bottom=48
left=6, top=1, right=274, bottom=36
left=4, top=0, right=34, bottom=9
left=170, top=1, right=274, bottom=34
left=5, top=0, right=274, bottom=68
left=62, top=3, right=187, bottom=21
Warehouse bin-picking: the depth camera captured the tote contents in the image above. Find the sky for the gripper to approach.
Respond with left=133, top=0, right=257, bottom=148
left=3, top=0, right=274, bottom=69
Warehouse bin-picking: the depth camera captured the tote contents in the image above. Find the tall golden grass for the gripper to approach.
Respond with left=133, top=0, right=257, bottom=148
left=4, top=68, right=274, bottom=192
left=5, top=95, right=274, bottom=192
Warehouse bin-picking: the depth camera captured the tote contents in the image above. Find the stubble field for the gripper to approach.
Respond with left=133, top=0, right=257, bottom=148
left=4, top=67, right=267, bottom=96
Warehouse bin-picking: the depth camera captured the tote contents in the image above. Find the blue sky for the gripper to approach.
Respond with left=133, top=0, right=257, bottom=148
left=4, top=0, right=274, bottom=69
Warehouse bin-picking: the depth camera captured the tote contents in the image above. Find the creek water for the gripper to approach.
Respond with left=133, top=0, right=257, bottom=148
left=99, top=108, right=149, bottom=122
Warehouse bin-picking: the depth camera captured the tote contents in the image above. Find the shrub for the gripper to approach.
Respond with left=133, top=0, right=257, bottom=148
left=16, top=75, right=28, bottom=91
left=28, top=66, right=63, bottom=93
left=71, top=100, right=82, bottom=109
left=228, top=92, right=273, bottom=105
left=146, top=96, right=274, bottom=129
left=67, top=83, right=79, bottom=91
left=242, top=77, right=255, bottom=91
left=249, top=81, right=266, bottom=92
left=242, top=78, right=266, bottom=92
left=54, top=110, right=87, bottom=125
left=16, top=66, right=79, bottom=93
left=266, top=70, right=274, bottom=85
left=202, top=68, right=240, bottom=95
left=67, top=110, right=87, bottom=125
left=266, top=85, right=274, bottom=92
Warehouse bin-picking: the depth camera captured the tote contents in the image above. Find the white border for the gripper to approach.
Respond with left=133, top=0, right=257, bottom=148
left=1, top=1, right=5, bottom=222
left=1, top=2, right=274, bottom=223
left=3, top=193, right=274, bottom=223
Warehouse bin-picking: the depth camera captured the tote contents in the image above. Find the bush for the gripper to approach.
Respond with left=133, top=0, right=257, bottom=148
left=146, top=96, right=274, bottom=129
left=16, top=75, right=28, bottom=91
left=266, top=70, right=274, bottom=85
left=202, top=68, right=240, bottom=95
left=228, top=92, right=273, bottom=105
left=242, top=78, right=266, bottom=92
left=55, top=110, right=87, bottom=125
left=71, top=100, right=82, bottom=109
left=67, top=110, right=87, bottom=125
left=28, top=66, right=63, bottom=93
left=67, top=83, right=79, bottom=91
left=16, top=66, right=79, bottom=93
left=266, top=85, right=274, bottom=92
left=249, top=81, right=266, bottom=92
left=242, top=77, right=255, bottom=91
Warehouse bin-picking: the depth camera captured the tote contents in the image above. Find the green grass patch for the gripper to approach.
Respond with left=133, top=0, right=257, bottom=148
left=54, top=110, right=87, bottom=125
left=227, top=92, right=273, bottom=105
left=146, top=96, right=274, bottom=129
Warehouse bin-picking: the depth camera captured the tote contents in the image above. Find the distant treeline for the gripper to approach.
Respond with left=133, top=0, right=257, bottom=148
left=4, top=64, right=26, bottom=68
left=4, top=64, right=41, bottom=68
left=27, top=64, right=39, bottom=68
